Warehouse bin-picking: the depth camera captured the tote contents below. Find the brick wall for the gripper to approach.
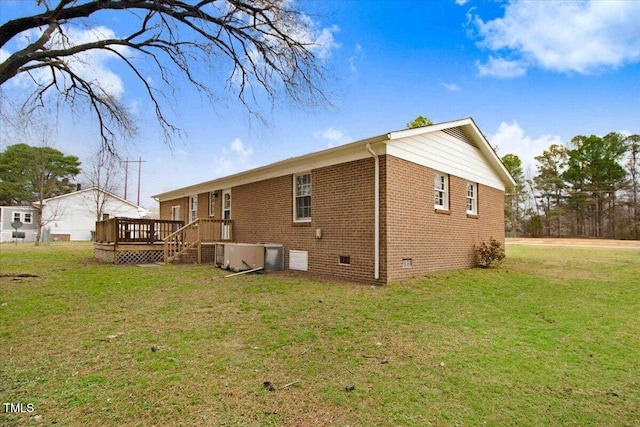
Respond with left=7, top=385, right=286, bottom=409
left=158, top=154, right=506, bottom=284
left=232, top=158, right=379, bottom=283
left=384, top=155, right=505, bottom=282
left=160, top=191, right=220, bottom=222
left=160, top=198, right=188, bottom=222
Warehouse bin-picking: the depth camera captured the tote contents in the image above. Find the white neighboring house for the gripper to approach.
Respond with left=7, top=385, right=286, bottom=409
left=0, top=187, right=150, bottom=242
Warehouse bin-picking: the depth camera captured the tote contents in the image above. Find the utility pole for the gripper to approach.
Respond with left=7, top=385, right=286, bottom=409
left=122, top=157, right=146, bottom=204
left=124, top=157, right=128, bottom=201
left=137, top=156, right=143, bottom=206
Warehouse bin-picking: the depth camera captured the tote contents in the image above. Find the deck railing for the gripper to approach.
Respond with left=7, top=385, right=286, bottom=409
left=95, top=218, right=184, bottom=244
left=163, top=218, right=233, bottom=264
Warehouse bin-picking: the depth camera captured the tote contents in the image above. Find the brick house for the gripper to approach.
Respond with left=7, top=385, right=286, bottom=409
left=153, top=118, right=516, bottom=283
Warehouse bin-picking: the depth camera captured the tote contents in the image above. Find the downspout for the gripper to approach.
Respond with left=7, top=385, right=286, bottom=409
left=366, top=143, right=380, bottom=280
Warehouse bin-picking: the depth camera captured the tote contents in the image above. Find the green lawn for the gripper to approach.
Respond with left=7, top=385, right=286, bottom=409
left=1, top=242, right=638, bottom=426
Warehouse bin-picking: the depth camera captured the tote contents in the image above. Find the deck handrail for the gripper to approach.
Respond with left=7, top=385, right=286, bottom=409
left=95, top=217, right=184, bottom=243
left=163, top=218, right=233, bottom=264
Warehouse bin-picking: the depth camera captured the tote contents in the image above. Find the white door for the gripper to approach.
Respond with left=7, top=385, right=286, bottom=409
left=222, top=190, right=231, bottom=240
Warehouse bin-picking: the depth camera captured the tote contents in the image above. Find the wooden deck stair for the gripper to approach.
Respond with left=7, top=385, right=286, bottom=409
left=170, top=246, right=199, bottom=264
left=163, top=218, right=233, bottom=264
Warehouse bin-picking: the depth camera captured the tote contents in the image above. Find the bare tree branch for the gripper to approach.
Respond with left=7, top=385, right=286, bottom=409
left=0, top=0, right=333, bottom=152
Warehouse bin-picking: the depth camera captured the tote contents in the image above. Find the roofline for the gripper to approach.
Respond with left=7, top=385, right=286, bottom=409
left=35, top=187, right=149, bottom=210
left=152, top=133, right=390, bottom=201
left=388, top=117, right=516, bottom=188
left=153, top=117, right=517, bottom=201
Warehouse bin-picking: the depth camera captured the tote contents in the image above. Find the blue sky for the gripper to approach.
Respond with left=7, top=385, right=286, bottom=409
left=1, top=0, right=639, bottom=209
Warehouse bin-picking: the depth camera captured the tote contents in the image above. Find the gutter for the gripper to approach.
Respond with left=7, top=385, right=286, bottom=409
left=366, top=143, right=380, bottom=280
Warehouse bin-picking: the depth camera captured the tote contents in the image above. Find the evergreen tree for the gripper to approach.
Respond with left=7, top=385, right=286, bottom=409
left=534, top=144, right=568, bottom=236
left=0, top=144, right=81, bottom=243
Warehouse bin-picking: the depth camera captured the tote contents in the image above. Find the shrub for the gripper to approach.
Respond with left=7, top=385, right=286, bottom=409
left=475, top=238, right=506, bottom=268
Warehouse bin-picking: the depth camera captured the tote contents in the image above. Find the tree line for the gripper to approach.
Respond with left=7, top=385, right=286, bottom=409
left=503, top=132, right=640, bottom=240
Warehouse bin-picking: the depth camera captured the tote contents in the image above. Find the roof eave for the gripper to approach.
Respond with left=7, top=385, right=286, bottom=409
left=152, top=134, right=390, bottom=201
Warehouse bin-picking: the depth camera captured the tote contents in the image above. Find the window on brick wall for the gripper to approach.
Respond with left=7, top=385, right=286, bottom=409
left=171, top=205, right=181, bottom=221
left=209, top=192, right=216, bottom=217
left=222, top=190, right=231, bottom=220
left=189, top=195, right=198, bottom=222
left=294, top=172, right=312, bottom=222
left=466, top=182, right=478, bottom=215
left=434, top=172, right=449, bottom=210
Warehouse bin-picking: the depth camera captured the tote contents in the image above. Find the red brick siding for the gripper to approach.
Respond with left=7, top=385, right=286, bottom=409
left=160, top=198, right=187, bottom=222
left=232, top=158, right=379, bottom=283
left=384, top=155, right=505, bottom=282
left=159, top=191, right=219, bottom=223
left=158, top=154, right=506, bottom=284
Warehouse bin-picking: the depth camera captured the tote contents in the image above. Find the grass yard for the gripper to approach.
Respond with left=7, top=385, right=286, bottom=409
left=1, top=242, right=638, bottom=426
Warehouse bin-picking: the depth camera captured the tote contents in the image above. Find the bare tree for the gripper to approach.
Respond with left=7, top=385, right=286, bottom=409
left=0, top=0, right=333, bottom=153
left=80, top=148, right=124, bottom=221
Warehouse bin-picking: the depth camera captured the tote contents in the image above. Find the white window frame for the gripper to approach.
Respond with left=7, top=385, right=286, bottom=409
left=434, top=172, right=449, bottom=211
left=12, top=212, right=21, bottom=222
left=171, top=205, right=181, bottom=221
left=466, top=182, right=478, bottom=215
left=209, top=192, right=216, bottom=217
left=293, top=172, right=312, bottom=222
left=222, top=189, right=231, bottom=220
left=189, top=195, right=198, bottom=222
left=23, top=212, right=32, bottom=224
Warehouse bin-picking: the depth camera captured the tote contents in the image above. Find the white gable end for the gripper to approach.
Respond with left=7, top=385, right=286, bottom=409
left=386, top=129, right=506, bottom=191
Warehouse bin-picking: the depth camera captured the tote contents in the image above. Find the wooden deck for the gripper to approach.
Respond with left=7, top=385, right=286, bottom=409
left=95, top=217, right=184, bottom=244
left=93, top=217, right=233, bottom=264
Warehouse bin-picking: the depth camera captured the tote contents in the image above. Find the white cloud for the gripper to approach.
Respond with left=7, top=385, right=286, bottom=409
left=490, top=121, right=563, bottom=169
left=6, top=25, right=127, bottom=99
left=277, top=12, right=340, bottom=61
left=349, top=43, right=363, bottom=74
left=311, top=24, right=340, bottom=61
left=455, top=0, right=470, bottom=5
left=473, top=1, right=640, bottom=76
left=314, top=126, right=352, bottom=148
left=231, top=15, right=340, bottom=88
left=476, top=55, right=526, bottom=78
left=129, top=100, right=140, bottom=115
left=230, top=137, right=253, bottom=159
left=442, top=82, right=461, bottom=92
left=212, top=138, right=254, bottom=176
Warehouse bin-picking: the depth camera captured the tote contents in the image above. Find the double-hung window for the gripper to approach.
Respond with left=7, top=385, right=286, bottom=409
left=189, top=195, right=198, bottom=222
left=209, top=192, right=216, bottom=217
left=294, top=173, right=312, bottom=222
left=434, top=172, right=449, bottom=211
left=11, top=211, right=33, bottom=224
left=466, top=182, right=478, bottom=215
